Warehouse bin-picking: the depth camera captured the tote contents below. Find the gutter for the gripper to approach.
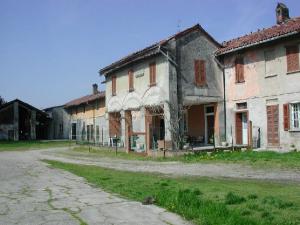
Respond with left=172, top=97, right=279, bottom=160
left=158, top=45, right=178, bottom=67
left=216, top=31, right=299, bottom=56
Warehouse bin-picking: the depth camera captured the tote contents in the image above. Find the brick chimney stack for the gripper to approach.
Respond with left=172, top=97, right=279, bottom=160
left=92, top=83, right=98, bottom=94
left=276, top=3, right=290, bottom=24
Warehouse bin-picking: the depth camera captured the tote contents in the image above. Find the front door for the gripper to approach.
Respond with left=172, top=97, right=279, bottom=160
left=267, top=105, right=279, bottom=146
left=206, top=115, right=215, bottom=144
left=236, top=112, right=248, bottom=145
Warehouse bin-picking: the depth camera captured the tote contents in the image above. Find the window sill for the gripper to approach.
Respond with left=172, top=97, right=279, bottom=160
left=194, top=83, right=208, bottom=88
left=289, top=129, right=300, bottom=132
left=287, top=69, right=300, bottom=75
left=265, top=74, right=277, bottom=78
left=149, top=83, right=156, bottom=87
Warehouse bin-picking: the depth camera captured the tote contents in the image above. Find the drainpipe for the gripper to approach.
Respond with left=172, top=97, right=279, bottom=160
left=214, top=56, right=227, bottom=140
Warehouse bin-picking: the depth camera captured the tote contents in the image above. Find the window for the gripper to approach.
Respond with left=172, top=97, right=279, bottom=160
left=235, top=56, right=244, bottom=83
left=128, top=69, right=134, bottom=91
left=83, top=105, right=86, bottom=113
left=237, top=102, right=247, bottom=110
left=291, top=103, right=300, bottom=130
left=264, top=49, right=276, bottom=77
left=112, top=75, right=116, bottom=96
left=286, top=45, right=299, bottom=73
left=194, top=59, right=206, bottom=86
left=149, top=62, right=156, bottom=86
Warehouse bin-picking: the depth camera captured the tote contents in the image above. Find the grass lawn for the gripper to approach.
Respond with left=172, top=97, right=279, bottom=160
left=45, top=159, right=300, bottom=225
left=0, top=140, right=74, bottom=152
left=69, top=146, right=300, bottom=169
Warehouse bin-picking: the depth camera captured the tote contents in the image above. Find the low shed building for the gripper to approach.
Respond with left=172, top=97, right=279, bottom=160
left=0, top=99, right=49, bottom=140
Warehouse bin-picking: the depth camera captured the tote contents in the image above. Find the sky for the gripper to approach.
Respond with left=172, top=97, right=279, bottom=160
left=0, top=0, right=299, bottom=109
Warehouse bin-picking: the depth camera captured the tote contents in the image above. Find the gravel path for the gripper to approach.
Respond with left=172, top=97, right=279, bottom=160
left=39, top=147, right=300, bottom=183
left=0, top=149, right=190, bottom=225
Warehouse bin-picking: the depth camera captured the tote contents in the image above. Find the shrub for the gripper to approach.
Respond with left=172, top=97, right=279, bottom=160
left=225, top=192, right=246, bottom=205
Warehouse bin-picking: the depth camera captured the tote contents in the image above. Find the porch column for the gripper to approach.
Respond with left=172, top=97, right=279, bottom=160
left=214, top=103, right=220, bottom=145
left=163, top=102, right=176, bottom=150
left=120, top=110, right=125, bottom=147
left=125, top=111, right=132, bottom=153
left=30, top=110, right=36, bottom=140
left=13, top=101, right=19, bottom=141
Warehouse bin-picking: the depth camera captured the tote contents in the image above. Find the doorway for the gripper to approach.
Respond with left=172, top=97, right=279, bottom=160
left=71, top=123, right=76, bottom=140
left=205, top=105, right=215, bottom=144
left=236, top=112, right=248, bottom=145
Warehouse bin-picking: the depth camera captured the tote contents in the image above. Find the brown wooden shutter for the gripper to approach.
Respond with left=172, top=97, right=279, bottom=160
left=194, top=60, right=200, bottom=85
left=199, top=60, right=206, bottom=86
left=112, top=75, right=116, bottom=96
left=149, top=62, right=156, bottom=86
left=267, top=105, right=280, bottom=146
left=128, top=70, right=134, bottom=91
left=283, top=103, right=290, bottom=131
left=286, top=45, right=300, bottom=72
left=235, top=57, right=244, bottom=83
left=194, top=59, right=206, bottom=86
left=235, top=113, right=243, bottom=144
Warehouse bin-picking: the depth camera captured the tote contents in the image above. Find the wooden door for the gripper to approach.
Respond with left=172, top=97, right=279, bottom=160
left=236, top=113, right=243, bottom=144
left=267, top=105, right=279, bottom=146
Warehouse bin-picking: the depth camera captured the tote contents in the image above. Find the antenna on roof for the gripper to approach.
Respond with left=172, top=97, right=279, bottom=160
left=177, top=19, right=182, bottom=32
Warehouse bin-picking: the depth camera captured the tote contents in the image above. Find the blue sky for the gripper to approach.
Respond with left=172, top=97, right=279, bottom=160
left=0, top=0, right=299, bottom=108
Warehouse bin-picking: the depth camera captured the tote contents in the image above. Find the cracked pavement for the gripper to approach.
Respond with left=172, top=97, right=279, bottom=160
left=0, top=150, right=190, bottom=225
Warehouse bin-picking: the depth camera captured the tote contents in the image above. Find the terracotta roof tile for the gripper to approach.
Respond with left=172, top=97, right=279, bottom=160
left=64, top=91, right=105, bottom=108
left=216, top=17, right=300, bottom=55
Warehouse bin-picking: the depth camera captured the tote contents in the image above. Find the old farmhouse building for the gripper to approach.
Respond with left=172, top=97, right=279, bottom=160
left=99, top=3, right=300, bottom=153
left=216, top=3, right=300, bottom=151
left=100, top=24, right=225, bottom=153
left=64, top=84, right=108, bottom=145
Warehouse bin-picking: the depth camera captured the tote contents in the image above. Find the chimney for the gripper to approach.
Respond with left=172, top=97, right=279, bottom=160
left=92, top=83, right=98, bottom=94
left=276, top=3, right=290, bottom=24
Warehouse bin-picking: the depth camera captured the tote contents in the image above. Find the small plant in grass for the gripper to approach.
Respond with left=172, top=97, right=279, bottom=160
left=262, top=196, right=294, bottom=209
left=225, top=192, right=246, bottom=205
left=248, top=194, right=258, bottom=200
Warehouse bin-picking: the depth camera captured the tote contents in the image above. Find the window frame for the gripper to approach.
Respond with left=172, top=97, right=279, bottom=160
left=149, top=62, right=156, bottom=87
left=112, top=75, right=116, bottom=96
left=286, top=45, right=300, bottom=74
left=235, top=55, right=245, bottom=83
left=290, top=102, right=300, bottom=131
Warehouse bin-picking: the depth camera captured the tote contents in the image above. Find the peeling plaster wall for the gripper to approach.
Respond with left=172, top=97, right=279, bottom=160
left=106, top=55, right=169, bottom=112
left=224, top=39, right=300, bottom=151
left=175, top=29, right=225, bottom=144
left=105, top=55, right=172, bottom=145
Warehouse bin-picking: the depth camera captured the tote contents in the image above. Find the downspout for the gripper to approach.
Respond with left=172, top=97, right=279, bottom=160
left=214, top=56, right=227, bottom=140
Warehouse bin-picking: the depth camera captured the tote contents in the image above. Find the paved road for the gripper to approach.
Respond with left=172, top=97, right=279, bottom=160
left=0, top=150, right=190, bottom=225
left=42, top=148, right=300, bottom=183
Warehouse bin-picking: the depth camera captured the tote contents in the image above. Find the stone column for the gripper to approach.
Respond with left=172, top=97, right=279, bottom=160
left=30, top=110, right=36, bottom=140
left=13, top=101, right=19, bottom=141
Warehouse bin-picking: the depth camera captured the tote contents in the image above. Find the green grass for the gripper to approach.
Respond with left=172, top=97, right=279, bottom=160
left=68, top=146, right=300, bottom=169
left=0, top=140, right=74, bottom=152
left=45, top=159, right=300, bottom=225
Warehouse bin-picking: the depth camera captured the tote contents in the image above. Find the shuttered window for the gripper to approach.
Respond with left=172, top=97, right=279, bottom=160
left=112, top=75, right=116, bottom=96
left=266, top=105, right=279, bottom=146
left=235, top=56, right=244, bottom=83
left=291, top=103, right=300, bottom=130
left=283, top=104, right=290, bottom=131
left=149, top=62, right=156, bottom=86
left=194, top=59, right=206, bottom=86
left=128, top=69, right=134, bottom=91
left=264, top=49, right=276, bottom=77
left=286, top=45, right=300, bottom=73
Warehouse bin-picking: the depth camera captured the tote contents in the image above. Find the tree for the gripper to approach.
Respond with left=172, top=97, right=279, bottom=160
left=0, top=96, right=5, bottom=106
